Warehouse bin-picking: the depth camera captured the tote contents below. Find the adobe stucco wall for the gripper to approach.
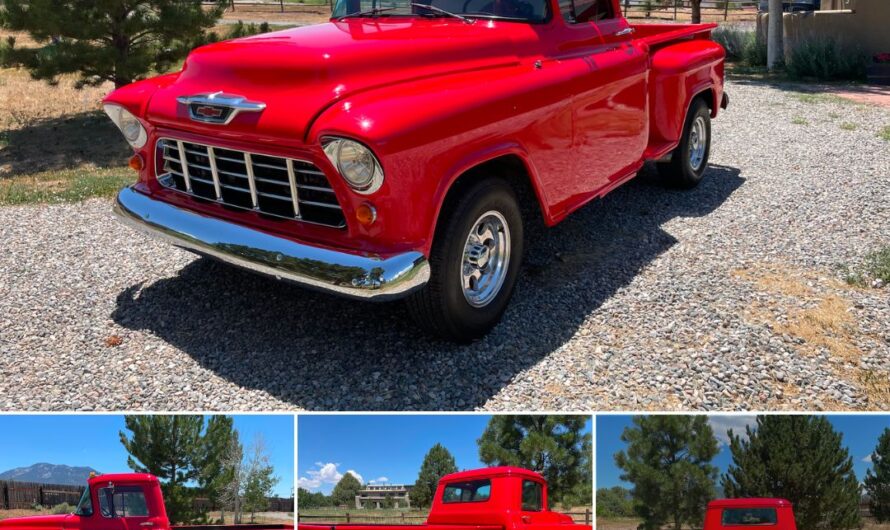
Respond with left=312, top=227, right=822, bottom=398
left=757, top=0, right=890, bottom=58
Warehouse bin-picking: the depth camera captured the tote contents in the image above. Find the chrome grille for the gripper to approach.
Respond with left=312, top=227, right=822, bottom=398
left=156, top=138, right=346, bottom=228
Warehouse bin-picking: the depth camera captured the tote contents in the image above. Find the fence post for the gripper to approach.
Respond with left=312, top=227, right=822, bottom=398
left=724, top=0, right=730, bottom=20
left=674, top=0, right=678, bottom=19
left=346, top=512, right=351, bottom=523
left=586, top=508, right=592, bottom=525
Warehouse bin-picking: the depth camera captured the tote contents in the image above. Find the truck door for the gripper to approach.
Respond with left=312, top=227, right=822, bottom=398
left=96, top=485, right=155, bottom=530
left=565, top=0, right=649, bottom=195
left=518, top=479, right=548, bottom=527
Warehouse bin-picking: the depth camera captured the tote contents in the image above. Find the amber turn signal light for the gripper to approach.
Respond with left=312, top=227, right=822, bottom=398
left=355, top=203, right=377, bottom=226
left=129, top=154, right=144, bottom=171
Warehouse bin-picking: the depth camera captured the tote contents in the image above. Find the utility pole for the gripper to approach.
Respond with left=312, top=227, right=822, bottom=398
left=767, top=0, right=783, bottom=70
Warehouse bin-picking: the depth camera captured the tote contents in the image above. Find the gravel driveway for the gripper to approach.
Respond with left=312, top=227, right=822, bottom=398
left=1, top=79, right=888, bottom=411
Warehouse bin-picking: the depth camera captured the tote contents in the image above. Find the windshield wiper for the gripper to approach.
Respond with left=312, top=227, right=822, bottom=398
left=411, top=2, right=473, bottom=22
left=338, top=6, right=399, bottom=19
left=462, top=12, right=529, bottom=20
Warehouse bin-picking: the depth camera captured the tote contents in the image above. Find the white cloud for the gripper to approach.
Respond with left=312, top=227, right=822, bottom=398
left=369, top=476, right=390, bottom=484
left=863, top=454, right=873, bottom=463
left=298, top=463, right=363, bottom=492
left=346, top=470, right=364, bottom=484
left=708, top=415, right=758, bottom=447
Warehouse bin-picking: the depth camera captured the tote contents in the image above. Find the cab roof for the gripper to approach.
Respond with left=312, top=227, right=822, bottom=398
left=708, top=498, right=792, bottom=508
left=441, top=466, right=545, bottom=482
left=88, top=473, right=159, bottom=486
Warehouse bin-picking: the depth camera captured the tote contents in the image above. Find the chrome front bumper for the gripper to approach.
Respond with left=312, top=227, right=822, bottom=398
left=113, top=187, right=430, bottom=301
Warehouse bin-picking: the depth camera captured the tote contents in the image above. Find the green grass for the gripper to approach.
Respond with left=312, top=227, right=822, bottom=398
left=791, top=117, right=809, bottom=126
left=843, top=246, right=890, bottom=287
left=792, top=93, right=852, bottom=105
left=839, top=122, right=857, bottom=131
left=879, top=126, right=890, bottom=142
left=0, top=166, right=132, bottom=205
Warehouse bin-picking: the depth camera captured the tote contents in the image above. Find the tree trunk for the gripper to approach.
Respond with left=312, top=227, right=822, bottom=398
left=691, top=0, right=702, bottom=23
left=767, top=0, right=783, bottom=70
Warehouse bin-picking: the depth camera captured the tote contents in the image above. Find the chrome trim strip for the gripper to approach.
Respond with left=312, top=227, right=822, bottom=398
left=113, top=187, right=429, bottom=301
left=176, top=92, right=267, bottom=125
left=243, top=152, right=259, bottom=209
left=206, top=146, right=223, bottom=200
left=176, top=141, right=193, bottom=193
left=286, top=159, right=301, bottom=218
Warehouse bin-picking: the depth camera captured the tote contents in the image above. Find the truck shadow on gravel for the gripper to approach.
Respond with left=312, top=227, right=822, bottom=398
left=111, top=163, right=743, bottom=410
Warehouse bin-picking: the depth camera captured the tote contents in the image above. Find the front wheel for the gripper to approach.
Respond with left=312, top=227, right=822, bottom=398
left=406, top=177, right=524, bottom=342
left=657, top=98, right=712, bottom=189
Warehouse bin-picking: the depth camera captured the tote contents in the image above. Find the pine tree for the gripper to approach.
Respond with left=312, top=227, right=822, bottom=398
left=412, top=443, right=458, bottom=508
left=614, top=415, right=718, bottom=530
left=478, top=415, right=591, bottom=508
left=0, top=0, right=226, bottom=89
left=864, top=428, right=890, bottom=522
left=198, top=416, right=238, bottom=524
left=331, top=472, right=363, bottom=508
left=721, top=416, right=861, bottom=530
left=119, top=415, right=205, bottom=523
left=596, top=487, right=635, bottom=518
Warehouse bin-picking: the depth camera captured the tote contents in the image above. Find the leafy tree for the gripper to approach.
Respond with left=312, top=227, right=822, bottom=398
left=119, top=415, right=205, bottom=523
left=866, top=428, right=890, bottom=522
left=721, top=416, right=861, bottom=530
left=0, top=0, right=227, bottom=89
left=242, top=435, right=279, bottom=523
left=412, top=443, right=459, bottom=508
left=596, top=487, right=635, bottom=518
left=331, top=472, right=363, bottom=508
left=614, top=415, right=718, bottom=530
left=198, top=416, right=238, bottom=524
left=217, top=433, right=245, bottom=524
left=298, top=488, right=331, bottom=509
left=478, top=415, right=591, bottom=507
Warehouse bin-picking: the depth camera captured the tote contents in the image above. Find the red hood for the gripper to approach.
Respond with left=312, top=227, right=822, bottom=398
left=145, top=18, right=541, bottom=142
left=0, top=514, right=74, bottom=530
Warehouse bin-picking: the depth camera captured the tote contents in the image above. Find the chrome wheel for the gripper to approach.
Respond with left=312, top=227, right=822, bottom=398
left=461, top=210, right=511, bottom=308
left=688, top=115, right=707, bottom=171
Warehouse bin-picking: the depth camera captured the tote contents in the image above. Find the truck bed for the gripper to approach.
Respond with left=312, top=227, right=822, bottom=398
left=174, top=525, right=294, bottom=530
left=631, top=23, right=719, bottom=47
left=297, top=523, right=504, bottom=530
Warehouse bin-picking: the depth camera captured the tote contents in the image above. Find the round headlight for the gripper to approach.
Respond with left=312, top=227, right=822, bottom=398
left=103, top=104, right=147, bottom=149
left=323, top=137, right=384, bottom=195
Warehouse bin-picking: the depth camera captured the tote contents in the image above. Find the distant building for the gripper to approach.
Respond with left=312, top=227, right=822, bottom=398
left=355, top=484, right=412, bottom=509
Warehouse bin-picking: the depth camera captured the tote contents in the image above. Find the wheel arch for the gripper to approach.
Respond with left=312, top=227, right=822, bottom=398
left=426, top=147, right=549, bottom=255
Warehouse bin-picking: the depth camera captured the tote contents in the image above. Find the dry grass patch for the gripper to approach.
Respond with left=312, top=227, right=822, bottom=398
left=732, top=263, right=888, bottom=408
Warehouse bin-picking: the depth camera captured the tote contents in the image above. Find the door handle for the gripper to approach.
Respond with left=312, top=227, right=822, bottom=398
left=521, top=516, right=532, bottom=523
left=615, top=27, right=635, bottom=36
left=140, top=523, right=154, bottom=527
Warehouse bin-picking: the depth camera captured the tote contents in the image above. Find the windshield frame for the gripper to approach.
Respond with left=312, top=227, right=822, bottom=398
left=331, top=0, right=553, bottom=24
left=75, top=487, right=94, bottom=517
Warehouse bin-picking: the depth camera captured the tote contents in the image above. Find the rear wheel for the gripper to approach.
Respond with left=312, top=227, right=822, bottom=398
left=657, top=98, right=711, bottom=189
left=406, top=177, right=524, bottom=342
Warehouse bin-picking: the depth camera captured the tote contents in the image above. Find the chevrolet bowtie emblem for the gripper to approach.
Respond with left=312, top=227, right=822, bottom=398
left=177, top=91, right=266, bottom=125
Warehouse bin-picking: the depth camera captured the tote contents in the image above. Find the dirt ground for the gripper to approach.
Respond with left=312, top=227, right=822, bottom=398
left=598, top=519, right=890, bottom=530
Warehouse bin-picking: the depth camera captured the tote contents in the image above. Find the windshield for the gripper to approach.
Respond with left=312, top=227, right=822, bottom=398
left=75, top=487, right=93, bottom=516
left=332, top=0, right=550, bottom=22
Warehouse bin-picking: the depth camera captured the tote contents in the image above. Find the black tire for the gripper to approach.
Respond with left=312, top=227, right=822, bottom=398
left=406, top=177, right=524, bottom=342
left=657, top=98, right=711, bottom=189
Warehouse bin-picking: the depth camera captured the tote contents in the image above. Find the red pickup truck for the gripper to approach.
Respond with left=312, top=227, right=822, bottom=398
left=105, top=0, right=727, bottom=340
left=298, top=466, right=590, bottom=530
left=0, top=473, right=292, bottom=530
left=705, top=499, right=797, bottom=530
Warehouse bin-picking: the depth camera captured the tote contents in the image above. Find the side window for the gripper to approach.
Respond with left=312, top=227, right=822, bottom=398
left=562, top=0, right=614, bottom=23
left=97, top=487, right=150, bottom=518
left=442, top=480, right=492, bottom=503
left=521, top=480, right=543, bottom=512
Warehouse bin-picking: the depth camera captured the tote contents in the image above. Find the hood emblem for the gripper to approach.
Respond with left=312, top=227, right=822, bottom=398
left=177, top=91, right=266, bottom=125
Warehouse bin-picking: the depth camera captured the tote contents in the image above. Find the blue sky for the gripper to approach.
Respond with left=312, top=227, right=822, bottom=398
left=596, top=415, right=890, bottom=490
left=298, top=415, right=593, bottom=494
left=0, top=415, right=294, bottom=497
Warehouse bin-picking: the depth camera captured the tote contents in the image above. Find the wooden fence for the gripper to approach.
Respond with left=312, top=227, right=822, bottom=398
left=621, top=0, right=760, bottom=22
left=0, top=481, right=293, bottom=513
left=298, top=509, right=593, bottom=525
left=0, top=481, right=85, bottom=510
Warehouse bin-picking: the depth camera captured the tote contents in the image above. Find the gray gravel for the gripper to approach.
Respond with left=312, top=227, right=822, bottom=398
left=1, top=79, right=888, bottom=411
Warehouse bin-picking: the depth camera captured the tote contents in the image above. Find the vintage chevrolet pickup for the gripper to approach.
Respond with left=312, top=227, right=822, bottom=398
left=0, top=473, right=293, bottom=530
left=106, top=0, right=727, bottom=341
left=705, top=499, right=798, bottom=530
left=297, top=466, right=590, bottom=530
